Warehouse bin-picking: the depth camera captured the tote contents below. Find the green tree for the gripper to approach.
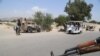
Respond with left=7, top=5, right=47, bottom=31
left=55, top=15, right=69, bottom=31
left=43, top=13, right=53, bottom=31
left=65, top=0, right=93, bottom=21
left=34, top=11, right=45, bottom=25
left=0, top=19, right=2, bottom=22
left=97, top=22, right=100, bottom=24
left=55, top=15, right=69, bottom=26
left=33, top=11, right=53, bottom=31
left=89, top=20, right=97, bottom=23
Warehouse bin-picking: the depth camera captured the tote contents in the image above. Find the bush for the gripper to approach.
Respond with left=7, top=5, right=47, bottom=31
left=33, top=12, right=53, bottom=31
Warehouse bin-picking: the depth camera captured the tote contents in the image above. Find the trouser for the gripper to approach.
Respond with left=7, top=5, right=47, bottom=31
left=16, top=26, right=20, bottom=35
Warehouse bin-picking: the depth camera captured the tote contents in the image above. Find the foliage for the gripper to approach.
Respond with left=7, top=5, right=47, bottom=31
left=42, top=13, right=53, bottom=31
left=97, top=22, right=100, bottom=24
left=33, top=11, right=53, bottom=31
left=89, top=20, right=100, bottom=24
left=0, top=19, right=2, bottom=22
left=34, top=11, right=45, bottom=25
left=54, top=15, right=69, bottom=31
left=55, top=15, right=69, bottom=26
left=11, top=19, right=16, bottom=22
left=5, top=22, right=15, bottom=26
left=89, top=20, right=97, bottom=23
left=65, top=0, right=93, bottom=21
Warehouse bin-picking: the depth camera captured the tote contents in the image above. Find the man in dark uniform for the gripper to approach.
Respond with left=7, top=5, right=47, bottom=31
left=16, top=19, right=21, bottom=35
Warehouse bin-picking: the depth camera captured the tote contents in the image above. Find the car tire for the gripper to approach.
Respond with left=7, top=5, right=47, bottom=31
left=78, top=31, right=82, bottom=34
left=37, top=28, right=41, bottom=32
left=68, top=30, right=72, bottom=34
left=27, top=27, right=33, bottom=33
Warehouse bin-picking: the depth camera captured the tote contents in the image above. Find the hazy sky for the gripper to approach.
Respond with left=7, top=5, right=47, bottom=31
left=0, top=0, right=100, bottom=21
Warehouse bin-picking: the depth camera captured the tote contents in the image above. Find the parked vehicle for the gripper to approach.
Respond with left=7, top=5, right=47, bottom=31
left=66, top=21, right=83, bottom=34
left=21, top=22, right=41, bottom=33
left=14, top=19, right=41, bottom=33
left=86, top=26, right=95, bottom=31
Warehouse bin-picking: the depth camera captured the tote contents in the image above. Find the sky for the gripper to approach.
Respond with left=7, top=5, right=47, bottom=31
left=0, top=0, right=100, bottom=21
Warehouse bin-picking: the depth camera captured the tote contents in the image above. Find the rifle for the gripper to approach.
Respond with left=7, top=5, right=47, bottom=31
left=51, top=50, right=79, bottom=56
left=51, top=45, right=100, bottom=56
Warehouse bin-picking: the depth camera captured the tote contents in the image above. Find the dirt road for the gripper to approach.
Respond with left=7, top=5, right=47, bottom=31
left=0, top=30, right=100, bottom=56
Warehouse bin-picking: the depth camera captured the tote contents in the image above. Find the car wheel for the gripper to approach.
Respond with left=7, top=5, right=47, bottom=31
left=68, top=30, right=72, bottom=34
left=27, top=27, right=33, bottom=33
left=37, top=28, right=41, bottom=32
left=78, top=31, right=82, bottom=34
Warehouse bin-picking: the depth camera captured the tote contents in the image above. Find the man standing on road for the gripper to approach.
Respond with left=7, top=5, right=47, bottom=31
left=16, top=19, right=21, bottom=35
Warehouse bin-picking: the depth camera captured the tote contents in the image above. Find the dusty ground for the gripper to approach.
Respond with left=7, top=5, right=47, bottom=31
left=0, top=27, right=100, bottom=56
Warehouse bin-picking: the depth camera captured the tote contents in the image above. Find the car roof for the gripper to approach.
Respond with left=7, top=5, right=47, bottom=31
left=68, top=21, right=83, bottom=23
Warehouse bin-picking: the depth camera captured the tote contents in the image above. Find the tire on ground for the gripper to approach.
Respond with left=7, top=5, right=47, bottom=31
left=27, top=26, right=33, bottom=33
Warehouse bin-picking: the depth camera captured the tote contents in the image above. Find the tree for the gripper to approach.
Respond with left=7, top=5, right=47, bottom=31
left=0, top=19, right=2, bottom=22
left=34, top=11, right=45, bottom=25
left=11, top=19, right=16, bottom=22
left=65, top=0, right=93, bottom=21
left=33, top=11, right=53, bottom=31
left=42, top=13, right=53, bottom=31
left=55, top=15, right=69, bottom=26
left=97, top=22, right=100, bottom=24
left=89, top=20, right=97, bottom=23
left=55, top=15, right=69, bottom=31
